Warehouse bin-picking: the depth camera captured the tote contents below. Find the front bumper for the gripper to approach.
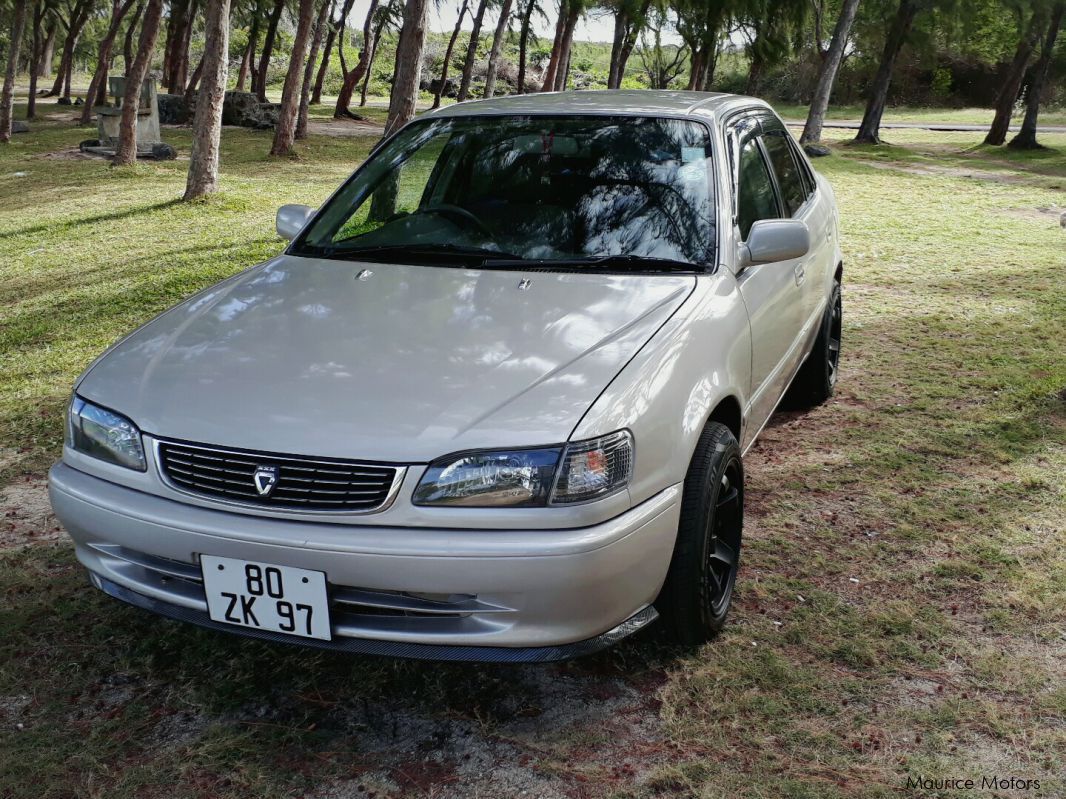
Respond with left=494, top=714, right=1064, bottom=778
left=49, top=463, right=681, bottom=661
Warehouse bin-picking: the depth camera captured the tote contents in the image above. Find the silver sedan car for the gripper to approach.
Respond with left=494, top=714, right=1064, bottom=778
left=49, top=90, right=842, bottom=661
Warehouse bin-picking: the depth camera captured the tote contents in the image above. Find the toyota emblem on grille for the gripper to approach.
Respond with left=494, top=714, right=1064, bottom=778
left=253, top=466, right=279, bottom=497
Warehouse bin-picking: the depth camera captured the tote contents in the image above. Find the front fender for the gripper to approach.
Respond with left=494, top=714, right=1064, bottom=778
left=570, top=271, right=751, bottom=507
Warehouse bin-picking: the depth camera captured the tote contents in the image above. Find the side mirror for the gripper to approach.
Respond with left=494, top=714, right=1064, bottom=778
left=276, top=204, right=315, bottom=241
left=741, top=219, right=811, bottom=265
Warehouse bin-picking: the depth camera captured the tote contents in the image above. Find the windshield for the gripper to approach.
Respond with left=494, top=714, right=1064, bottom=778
left=293, top=114, right=716, bottom=270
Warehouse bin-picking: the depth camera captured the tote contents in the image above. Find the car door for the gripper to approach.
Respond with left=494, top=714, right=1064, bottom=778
left=727, top=117, right=805, bottom=435
left=758, top=121, right=832, bottom=345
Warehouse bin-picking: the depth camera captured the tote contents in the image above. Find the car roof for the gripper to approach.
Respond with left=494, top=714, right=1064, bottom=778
left=425, top=90, right=771, bottom=121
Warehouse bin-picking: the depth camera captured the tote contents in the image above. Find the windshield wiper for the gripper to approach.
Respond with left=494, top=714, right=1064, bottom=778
left=315, top=243, right=524, bottom=263
left=481, top=254, right=702, bottom=273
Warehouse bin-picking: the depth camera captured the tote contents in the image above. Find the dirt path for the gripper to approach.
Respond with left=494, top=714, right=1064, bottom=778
left=305, top=117, right=385, bottom=137
left=783, top=118, right=1066, bottom=134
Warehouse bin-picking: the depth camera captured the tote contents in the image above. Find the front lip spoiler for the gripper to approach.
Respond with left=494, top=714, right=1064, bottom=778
left=89, top=573, right=660, bottom=663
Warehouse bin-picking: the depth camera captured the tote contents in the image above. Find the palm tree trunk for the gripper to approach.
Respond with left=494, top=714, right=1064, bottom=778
left=854, top=0, right=917, bottom=144
left=1009, top=3, right=1063, bottom=150
left=433, top=0, right=468, bottom=108
left=49, top=0, right=92, bottom=97
left=0, top=0, right=28, bottom=143
left=236, top=9, right=260, bottom=91
left=359, top=14, right=385, bottom=106
left=540, top=3, right=566, bottom=91
left=172, top=0, right=199, bottom=93
left=113, top=0, right=163, bottom=166
left=608, top=10, right=625, bottom=89
left=39, top=17, right=57, bottom=76
left=26, top=1, right=45, bottom=120
left=384, top=0, right=428, bottom=134
left=613, top=0, right=648, bottom=89
left=985, top=8, right=1045, bottom=146
left=123, top=2, right=145, bottom=74
left=516, top=0, right=534, bottom=93
left=81, top=0, right=138, bottom=125
left=184, top=0, right=232, bottom=198
left=333, top=0, right=377, bottom=117
left=698, top=39, right=717, bottom=90
left=255, top=0, right=286, bottom=101
left=801, top=0, right=860, bottom=145
left=456, top=0, right=488, bottom=102
left=483, top=0, right=514, bottom=98
left=552, top=3, right=579, bottom=91
left=271, top=0, right=318, bottom=155
left=161, top=0, right=182, bottom=87
left=184, top=54, right=205, bottom=103
left=296, top=0, right=330, bottom=138
left=311, top=0, right=338, bottom=104
left=686, top=49, right=702, bottom=90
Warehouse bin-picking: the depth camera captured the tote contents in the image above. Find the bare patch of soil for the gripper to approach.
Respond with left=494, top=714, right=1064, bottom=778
left=0, top=477, right=61, bottom=550
left=1000, top=206, right=1066, bottom=226
left=35, top=147, right=98, bottom=161
left=306, top=666, right=669, bottom=798
left=0, top=694, right=32, bottom=731
left=860, top=159, right=1029, bottom=184
left=307, top=117, right=385, bottom=137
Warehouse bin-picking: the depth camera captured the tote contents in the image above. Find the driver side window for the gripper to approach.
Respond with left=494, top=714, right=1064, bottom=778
left=736, top=138, right=780, bottom=241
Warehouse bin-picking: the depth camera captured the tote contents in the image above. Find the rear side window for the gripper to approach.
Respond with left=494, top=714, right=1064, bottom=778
left=788, top=136, right=816, bottom=199
left=736, top=139, right=779, bottom=240
left=761, top=131, right=807, bottom=216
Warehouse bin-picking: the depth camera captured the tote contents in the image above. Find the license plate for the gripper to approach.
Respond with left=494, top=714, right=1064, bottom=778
left=201, top=555, right=331, bottom=640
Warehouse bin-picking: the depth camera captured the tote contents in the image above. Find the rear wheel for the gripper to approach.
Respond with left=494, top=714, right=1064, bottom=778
left=789, top=278, right=841, bottom=407
left=655, top=422, right=743, bottom=645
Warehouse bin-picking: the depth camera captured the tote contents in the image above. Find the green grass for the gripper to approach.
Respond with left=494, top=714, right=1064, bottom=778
left=1, top=95, right=1064, bottom=798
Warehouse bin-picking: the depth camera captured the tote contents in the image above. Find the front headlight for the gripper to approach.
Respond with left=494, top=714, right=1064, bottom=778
left=413, top=447, right=562, bottom=507
left=67, top=396, right=147, bottom=471
left=413, top=430, right=634, bottom=508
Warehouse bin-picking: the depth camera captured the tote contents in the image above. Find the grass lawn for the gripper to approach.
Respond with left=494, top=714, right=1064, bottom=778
left=1, top=96, right=1064, bottom=798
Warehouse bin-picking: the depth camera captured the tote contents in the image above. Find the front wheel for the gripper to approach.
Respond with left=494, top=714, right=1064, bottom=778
left=655, top=422, right=744, bottom=645
left=789, top=277, right=842, bottom=407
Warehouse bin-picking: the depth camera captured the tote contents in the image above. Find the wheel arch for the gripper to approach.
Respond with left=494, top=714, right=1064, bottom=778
left=704, top=395, right=743, bottom=445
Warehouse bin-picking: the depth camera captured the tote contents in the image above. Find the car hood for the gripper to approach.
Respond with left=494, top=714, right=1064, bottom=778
left=78, top=256, right=694, bottom=462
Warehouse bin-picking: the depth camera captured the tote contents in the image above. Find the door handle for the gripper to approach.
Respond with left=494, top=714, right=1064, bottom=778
left=794, top=262, right=806, bottom=286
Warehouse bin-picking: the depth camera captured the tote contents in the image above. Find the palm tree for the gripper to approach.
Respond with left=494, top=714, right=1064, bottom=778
left=433, top=0, right=470, bottom=108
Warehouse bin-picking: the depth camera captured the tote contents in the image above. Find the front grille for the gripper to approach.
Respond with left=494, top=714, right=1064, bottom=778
left=156, top=440, right=400, bottom=512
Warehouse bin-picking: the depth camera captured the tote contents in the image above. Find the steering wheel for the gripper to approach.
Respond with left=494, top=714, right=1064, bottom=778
left=413, top=204, right=494, bottom=238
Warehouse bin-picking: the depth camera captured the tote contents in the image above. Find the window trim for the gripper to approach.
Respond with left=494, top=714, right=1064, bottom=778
left=734, top=133, right=784, bottom=242
left=759, top=129, right=810, bottom=218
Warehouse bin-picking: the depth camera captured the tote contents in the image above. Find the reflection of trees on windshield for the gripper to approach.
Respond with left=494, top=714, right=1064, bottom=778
left=298, top=116, right=716, bottom=266
left=576, top=119, right=712, bottom=263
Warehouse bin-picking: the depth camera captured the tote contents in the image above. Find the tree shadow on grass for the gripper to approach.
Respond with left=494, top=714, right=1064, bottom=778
left=0, top=199, right=184, bottom=241
left=1, top=236, right=278, bottom=309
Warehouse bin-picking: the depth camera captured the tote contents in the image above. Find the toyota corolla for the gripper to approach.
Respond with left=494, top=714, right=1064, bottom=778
left=49, top=90, right=842, bottom=661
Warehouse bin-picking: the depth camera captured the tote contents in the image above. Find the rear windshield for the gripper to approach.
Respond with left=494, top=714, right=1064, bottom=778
left=293, top=114, right=717, bottom=268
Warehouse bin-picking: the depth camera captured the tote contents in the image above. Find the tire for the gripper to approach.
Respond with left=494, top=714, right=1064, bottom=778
left=655, top=421, right=744, bottom=645
left=789, top=278, right=842, bottom=408
left=78, top=138, right=100, bottom=152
